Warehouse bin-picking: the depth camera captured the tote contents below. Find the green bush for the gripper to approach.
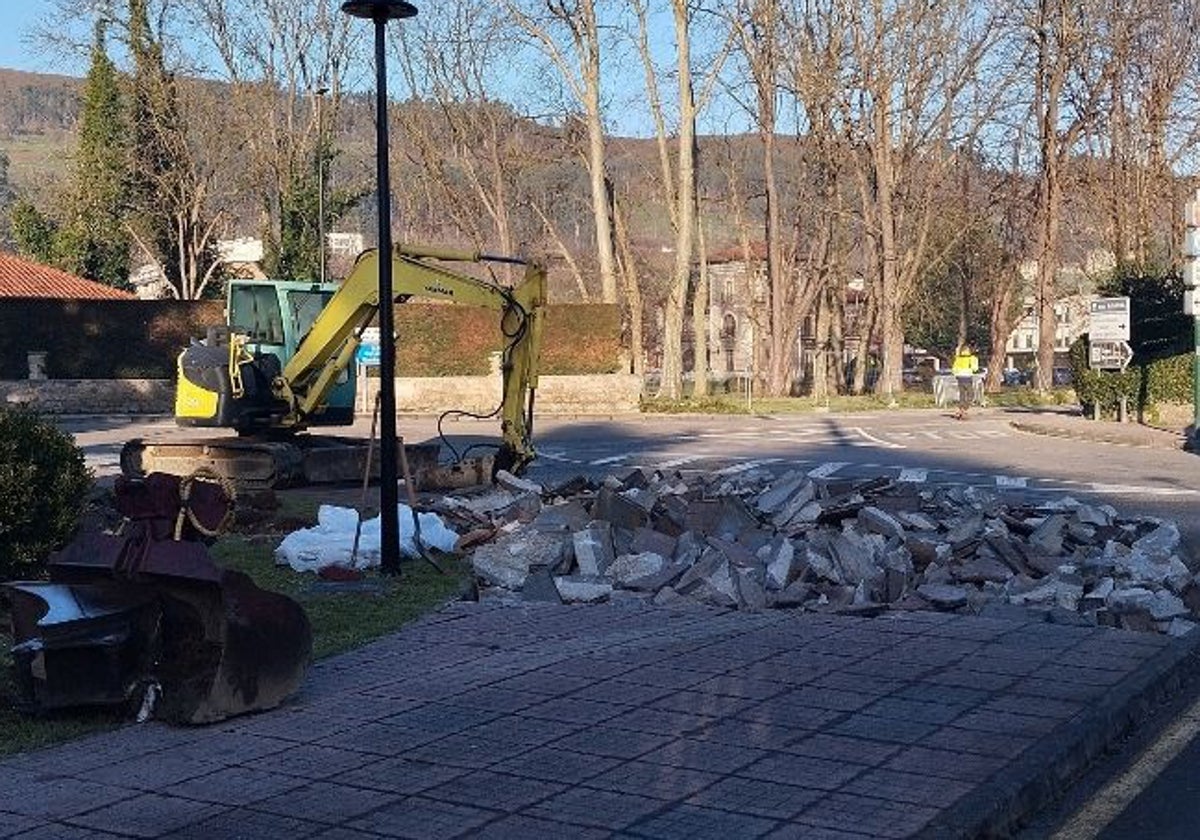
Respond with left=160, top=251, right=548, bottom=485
left=0, top=409, right=92, bottom=581
left=1069, top=338, right=1194, bottom=416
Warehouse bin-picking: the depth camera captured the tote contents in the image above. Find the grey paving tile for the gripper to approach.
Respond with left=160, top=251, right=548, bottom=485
left=460, top=715, right=580, bottom=748
left=82, top=753, right=225, bottom=791
left=883, top=746, right=1008, bottom=784
left=333, top=756, right=469, bottom=795
left=350, top=796, right=500, bottom=839
left=552, top=725, right=674, bottom=760
left=422, top=769, right=566, bottom=812
left=862, top=697, right=972, bottom=725
left=466, top=814, right=610, bottom=839
left=808, top=671, right=906, bottom=696
left=251, top=743, right=377, bottom=780
left=523, top=786, right=666, bottom=831
left=843, top=767, right=975, bottom=808
left=251, top=781, right=399, bottom=824
left=403, top=732, right=534, bottom=770
left=738, top=750, right=870, bottom=791
left=981, top=694, right=1084, bottom=720
left=638, top=737, right=767, bottom=774
left=782, top=733, right=904, bottom=766
left=303, top=828, right=388, bottom=840
left=692, top=674, right=788, bottom=700
left=6, top=825, right=123, bottom=840
left=382, top=703, right=500, bottom=734
left=446, top=686, right=544, bottom=714
left=693, top=717, right=807, bottom=749
left=489, top=745, right=623, bottom=784
left=65, top=793, right=225, bottom=838
left=613, top=665, right=713, bottom=690
left=161, top=807, right=319, bottom=839
left=161, top=732, right=294, bottom=765
left=2, top=777, right=139, bottom=820
left=165, top=765, right=313, bottom=808
left=0, top=813, right=40, bottom=838
left=894, top=683, right=989, bottom=706
left=923, top=726, right=1035, bottom=758
left=921, top=668, right=1016, bottom=693
left=313, top=722, right=443, bottom=756
left=540, top=658, right=639, bottom=679
left=828, top=714, right=938, bottom=745
left=603, top=706, right=717, bottom=736
left=232, top=709, right=358, bottom=742
left=764, top=824, right=874, bottom=840
left=1012, top=676, right=1108, bottom=702
left=625, top=802, right=778, bottom=840
left=777, top=686, right=877, bottom=712
left=687, top=775, right=822, bottom=819
left=951, top=709, right=1063, bottom=737
left=519, top=696, right=630, bottom=725
left=650, top=689, right=757, bottom=717
left=585, top=760, right=721, bottom=799
left=794, top=792, right=938, bottom=839
left=739, top=699, right=846, bottom=732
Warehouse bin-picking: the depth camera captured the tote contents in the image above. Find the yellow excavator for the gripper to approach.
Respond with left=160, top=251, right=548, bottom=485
left=121, top=244, right=546, bottom=490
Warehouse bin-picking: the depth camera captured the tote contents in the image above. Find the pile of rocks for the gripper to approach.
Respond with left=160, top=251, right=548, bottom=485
left=440, top=468, right=1197, bottom=637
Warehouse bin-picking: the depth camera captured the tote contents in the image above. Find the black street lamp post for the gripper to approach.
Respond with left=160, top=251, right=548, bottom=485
left=341, top=0, right=417, bottom=576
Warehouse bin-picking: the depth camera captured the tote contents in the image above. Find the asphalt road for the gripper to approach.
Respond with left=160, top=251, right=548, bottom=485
left=60, top=407, right=1200, bottom=554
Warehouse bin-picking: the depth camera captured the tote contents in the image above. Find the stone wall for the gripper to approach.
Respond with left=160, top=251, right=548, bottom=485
left=1, top=375, right=644, bottom=416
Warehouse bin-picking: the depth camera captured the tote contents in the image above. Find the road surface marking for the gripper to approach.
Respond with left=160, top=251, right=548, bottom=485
left=1053, top=690, right=1200, bottom=840
left=589, top=454, right=628, bottom=466
left=808, top=462, right=848, bottom=479
left=995, top=475, right=1028, bottom=488
left=898, top=468, right=928, bottom=483
left=716, top=458, right=783, bottom=475
left=1089, top=483, right=1199, bottom=497
left=948, top=431, right=979, bottom=440
left=852, top=427, right=905, bottom=449
left=655, top=455, right=702, bottom=469
left=537, top=449, right=583, bottom=464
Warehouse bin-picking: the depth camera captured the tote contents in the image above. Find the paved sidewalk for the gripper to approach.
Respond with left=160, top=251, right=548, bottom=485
left=2, top=602, right=1199, bottom=840
left=1006, top=408, right=1193, bottom=451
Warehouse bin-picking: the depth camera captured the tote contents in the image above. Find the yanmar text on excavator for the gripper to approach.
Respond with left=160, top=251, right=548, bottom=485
left=121, top=244, right=546, bottom=491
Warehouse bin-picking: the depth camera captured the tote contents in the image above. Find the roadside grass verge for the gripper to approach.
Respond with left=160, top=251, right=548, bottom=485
left=642, top=388, right=1076, bottom=415
left=0, top=527, right=468, bottom=757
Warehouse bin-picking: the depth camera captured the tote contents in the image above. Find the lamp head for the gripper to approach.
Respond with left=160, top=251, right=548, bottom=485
left=341, top=0, right=418, bottom=20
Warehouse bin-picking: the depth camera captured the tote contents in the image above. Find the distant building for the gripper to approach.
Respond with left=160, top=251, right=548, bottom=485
left=1003, top=293, right=1094, bottom=370
left=327, top=232, right=365, bottom=258
left=129, top=263, right=170, bottom=299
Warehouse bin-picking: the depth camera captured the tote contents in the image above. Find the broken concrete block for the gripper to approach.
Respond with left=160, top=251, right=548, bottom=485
left=608, top=552, right=668, bottom=589
left=1080, top=577, right=1115, bottom=611
left=494, top=492, right=542, bottom=524
left=1133, top=523, right=1182, bottom=562
left=830, top=531, right=885, bottom=586
left=762, top=538, right=796, bottom=591
left=756, top=471, right=808, bottom=515
left=1119, top=610, right=1157, bottom=632
left=953, top=557, right=1012, bottom=585
left=858, top=506, right=906, bottom=541
left=907, top=534, right=951, bottom=571
left=675, top=547, right=725, bottom=595
left=1169, top=617, right=1197, bottom=637
left=532, top=500, right=591, bottom=533
left=1115, top=551, right=1191, bottom=591
left=896, top=511, right=940, bottom=532
left=554, top=575, right=613, bottom=603
left=693, top=560, right=740, bottom=608
left=1148, top=591, right=1190, bottom=621
left=574, top=522, right=615, bottom=576
left=593, top=486, right=650, bottom=531
left=773, top=579, right=812, bottom=608
left=472, top=531, right=563, bottom=589
left=1007, top=581, right=1060, bottom=607
left=769, top=482, right=818, bottom=527
left=521, top=569, right=563, bottom=603
left=736, top=567, right=768, bottom=611
left=917, top=583, right=969, bottom=610
left=631, top=527, right=677, bottom=559
left=495, top=470, right=544, bottom=496
left=1107, top=587, right=1156, bottom=613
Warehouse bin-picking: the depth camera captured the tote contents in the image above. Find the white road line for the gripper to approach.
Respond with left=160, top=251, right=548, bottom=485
left=1053, top=689, right=1200, bottom=840
left=589, top=454, right=628, bottom=466
left=898, top=468, right=928, bottom=483
left=995, top=475, right=1028, bottom=488
left=537, top=450, right=583, bottom=464
left=852, top=427, right=905, bottom=449
left=716, top=458, right=783, bottom=476
left=808, top=462, right=848, bottom=479
left=1089, top=483, right=1200, bottom=497
left=655, top=455, right=702, bottom=469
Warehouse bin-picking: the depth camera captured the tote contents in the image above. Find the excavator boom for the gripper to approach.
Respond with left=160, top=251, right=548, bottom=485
left=124, top=245, right=546, bottom=490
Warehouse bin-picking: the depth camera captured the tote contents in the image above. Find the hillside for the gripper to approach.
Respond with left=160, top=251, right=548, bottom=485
left=0, top=68, right=80, bottom=188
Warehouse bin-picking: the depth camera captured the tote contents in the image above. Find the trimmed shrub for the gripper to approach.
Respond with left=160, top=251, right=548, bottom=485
left=1069, top=338, right=1194, bottom=416
left=0, top=408, right=92, bottom=580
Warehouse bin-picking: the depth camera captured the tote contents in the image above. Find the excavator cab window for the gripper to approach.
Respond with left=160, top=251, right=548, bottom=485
left=287, top=290, right=335, bottom=348
left=229, top=285, right=285, bottom=345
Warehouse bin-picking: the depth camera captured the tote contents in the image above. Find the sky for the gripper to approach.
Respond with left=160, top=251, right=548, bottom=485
left=0, top=1, right=84, bottom=76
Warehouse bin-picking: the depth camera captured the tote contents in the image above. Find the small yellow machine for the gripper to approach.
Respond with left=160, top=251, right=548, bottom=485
left=123, top=245, right=546, bottom=489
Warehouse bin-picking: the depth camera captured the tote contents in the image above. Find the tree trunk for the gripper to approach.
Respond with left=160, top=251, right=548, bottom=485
left=692, top=216, right=711, bottom=397
left=613, top=196, right=645, bottom=377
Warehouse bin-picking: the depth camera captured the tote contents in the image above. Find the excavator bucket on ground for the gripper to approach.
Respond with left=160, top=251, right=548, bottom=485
left=5, top=472, right=311, bottom=724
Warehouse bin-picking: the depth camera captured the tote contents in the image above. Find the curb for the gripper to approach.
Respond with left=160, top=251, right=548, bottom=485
left=1009, top=420, right=1189, bottom=452
left=919, top=628, right=1200, bottom=839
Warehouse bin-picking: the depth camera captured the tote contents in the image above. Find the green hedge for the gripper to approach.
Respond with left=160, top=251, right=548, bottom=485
left=1069, top=337, right=1194, bottom=413
left=1, top=300, right=623, bottom=379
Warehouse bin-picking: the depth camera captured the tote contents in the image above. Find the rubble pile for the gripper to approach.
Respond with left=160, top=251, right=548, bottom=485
left=440, top=468, right=1198, bottom=637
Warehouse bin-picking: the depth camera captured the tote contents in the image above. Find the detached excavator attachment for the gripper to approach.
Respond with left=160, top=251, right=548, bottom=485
left=5, top=472, right=311, bottom=724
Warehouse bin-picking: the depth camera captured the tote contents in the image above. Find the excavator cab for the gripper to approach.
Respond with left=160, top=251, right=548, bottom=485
left=176, top=280, right=357, bottom=432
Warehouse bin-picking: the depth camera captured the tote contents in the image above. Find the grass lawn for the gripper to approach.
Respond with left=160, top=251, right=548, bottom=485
left=642, top=387, right=1076, bottom=415
left=0, top=511, right=469, bottom=758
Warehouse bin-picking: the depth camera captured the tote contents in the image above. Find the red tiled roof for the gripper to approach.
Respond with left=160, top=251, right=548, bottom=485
left=0, top=251, right=136, bottom=300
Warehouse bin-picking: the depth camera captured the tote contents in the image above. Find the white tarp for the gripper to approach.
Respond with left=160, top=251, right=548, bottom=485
left=275, top=504, right=458, bottom=573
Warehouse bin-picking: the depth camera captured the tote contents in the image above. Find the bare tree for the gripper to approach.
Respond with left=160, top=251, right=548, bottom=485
left=505, top=0, right=619, bottom=303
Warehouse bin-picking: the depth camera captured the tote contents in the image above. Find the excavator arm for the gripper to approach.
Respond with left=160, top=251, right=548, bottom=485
left=276, top=245, right=547, bottom=473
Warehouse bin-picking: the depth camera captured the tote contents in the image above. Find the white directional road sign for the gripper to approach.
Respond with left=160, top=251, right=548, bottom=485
left=1089, top=339, right=1133, bottom=371
left=1089, top=297, right=1131, bottom=341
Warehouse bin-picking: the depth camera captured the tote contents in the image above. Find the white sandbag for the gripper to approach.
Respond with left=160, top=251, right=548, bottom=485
left=275, top=504, right=458, bottom=573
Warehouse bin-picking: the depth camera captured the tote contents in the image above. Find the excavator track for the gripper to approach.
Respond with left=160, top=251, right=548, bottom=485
left=121, top=436, right=441, bottom=494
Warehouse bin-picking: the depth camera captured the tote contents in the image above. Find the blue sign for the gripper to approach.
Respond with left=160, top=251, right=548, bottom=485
left=355, top=327, right=381, bottom=366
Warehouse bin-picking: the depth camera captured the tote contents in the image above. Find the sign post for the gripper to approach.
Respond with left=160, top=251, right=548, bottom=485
left=1088, top=297, right=1133, bottom=372
left=1184, top=190, right=1200, bottom=443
